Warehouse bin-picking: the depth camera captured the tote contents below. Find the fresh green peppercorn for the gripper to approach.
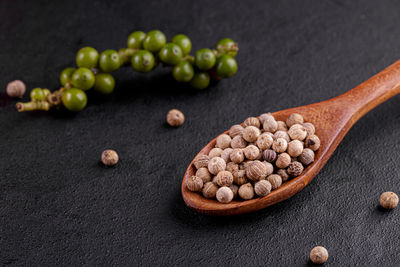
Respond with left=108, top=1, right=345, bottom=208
left=190, top=72, right=210, bottom=89
left=94, top=73, right=115, bottom=94
left=60, top=67, right=76, bottom=86
left=71, top=67, right=95, bottom=90
left=131, top=50, right=155, bottom=72
left=216, top=55, right=238, bottom=78
left=76, top=47, right=99, bottom=68
left=142, top=30, right=166, bottom=53
left=172, top=61, right=194, bottom=82
left=171, top=34, right=192, bottom=55
left=62, top=88, right=87, bottom=112
left=195, top=48, right=216, bottom=71
left=127, top=31, right=146, bottom=49
left=99, top=50, right=121, bottom=73
left=30, top=88, right=45, bottom=101
left=159, top=43, right=183, bottom=65
left=216, top=38, right=237, bottom=57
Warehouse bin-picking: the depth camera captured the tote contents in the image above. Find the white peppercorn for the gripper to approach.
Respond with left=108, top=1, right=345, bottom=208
left=259, top=113, right=273, bottom=124
left=6, top=80, right=26, bottom=98
left=243, top=117, right=260, bottom=128
left=380, top=192, right=399, bottom=209
left=255, top=180, right=272, bottom=197
left=243, top=145, right=260, bottom=160
left=101, top=149, right=119, bottom=166
left=267, top=174, right=282, bottom=190
left=202, top=182, right=218, bottom=199
left=246, top=160, right=268, bottom=181
left=238, top=183, right=254, bottom=200
left=229, top=184, right=239, bottom=198
left=256, top=133, right=273, bottom=150
left=272, top=138, right=288, bottom=153
left=302, top=122, right=315, bottom=135
left=229, top=124, right=244, bottom=138
left=277, top=169, right=290, bottom=182
left=263, top=161, right=274, bottom=176
left=216, top=134, right=232, bottom=149
left=186, top=175, right=204, bottom=192
left=276, top=121, right=288, bottom=131
left=166, top=109, right=185, bottom=127
left=208, top=147, right=223, bottom=158
left=226, top=162, right=239, bottom=173
left=287, top=161, right=304, bottom=177
left=305, top=134, right=321, bottom=151
left=231, top=135, right=247, bottom=149
left=299, top=148, right=315, bottom=165
left=221, top=148, right=233, bottom=163
left=233, top=170, right=248, bottom=185
left=230, top=148, right=245, bottom=164
left=287, top=140, right=304, bottom=157
left=276, top=153, right=291, bottom=168
left=310, top=246, right=328, bottom=264
left=286, top=113, right=304, bottom=127
left=215, top=171, right=234, bottom=187
left=216, top=186, right=234, bottom=203
left=263, top=116, right=278, bottom=133
left=242, top=126, right=261, bottom=142
left=274, top=130, right=290, bottom=142
left=196, top=167, right=212, bottom=183
left=288, top=124, right=307, bottom=141
left=263, top=149, right=277, bottom=163
left=194, top=155, right=210, bottom=169
left=208, top=157, right=226, bottom=175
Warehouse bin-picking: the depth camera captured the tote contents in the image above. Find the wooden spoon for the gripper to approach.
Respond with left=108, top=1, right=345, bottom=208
left=182, top=60, right=400, bottom=215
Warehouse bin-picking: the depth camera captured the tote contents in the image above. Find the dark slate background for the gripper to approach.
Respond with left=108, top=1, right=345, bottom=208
left=1, top=0, right=400, bottom=266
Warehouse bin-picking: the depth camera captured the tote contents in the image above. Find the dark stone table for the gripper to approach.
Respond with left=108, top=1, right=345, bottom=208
left=1, top=0, right=399, bottom=265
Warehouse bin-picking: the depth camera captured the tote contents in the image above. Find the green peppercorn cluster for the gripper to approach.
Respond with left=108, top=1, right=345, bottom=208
left=18, top=30, right=238, bottom=112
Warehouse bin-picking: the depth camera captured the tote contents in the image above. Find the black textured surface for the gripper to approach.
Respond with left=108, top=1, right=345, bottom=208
left=1, top=0, right=400, bottom=266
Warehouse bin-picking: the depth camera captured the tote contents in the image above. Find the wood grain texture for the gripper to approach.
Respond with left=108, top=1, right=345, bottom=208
left=182, top=60, right=400, bottom=216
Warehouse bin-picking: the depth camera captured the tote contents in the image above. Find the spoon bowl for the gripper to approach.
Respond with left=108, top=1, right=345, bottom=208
left=182, top=60, right=400, bottom=215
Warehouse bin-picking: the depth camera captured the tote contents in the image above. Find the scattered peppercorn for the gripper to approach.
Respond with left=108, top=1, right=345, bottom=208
left=6, top=80, right=26, bottom=98
left=166, top=109, right=185, bottom=127
left=310, top=246, right=328, bottom=264
left=189, top=112, right=320, bottom=203
left=101, top=149, right=119, bottom=166
left=380, top=192, right=399, bottom=209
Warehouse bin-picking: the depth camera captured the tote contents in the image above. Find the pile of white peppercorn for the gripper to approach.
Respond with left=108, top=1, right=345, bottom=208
left=186, top=112, right=321, bottom=203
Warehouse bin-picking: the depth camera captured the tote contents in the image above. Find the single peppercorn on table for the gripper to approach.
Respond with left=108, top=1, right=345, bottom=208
left=182, top=59, right=400, bottom=215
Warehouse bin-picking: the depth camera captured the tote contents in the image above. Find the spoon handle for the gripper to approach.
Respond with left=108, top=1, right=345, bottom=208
left=328, top=60, right=400, bottom=122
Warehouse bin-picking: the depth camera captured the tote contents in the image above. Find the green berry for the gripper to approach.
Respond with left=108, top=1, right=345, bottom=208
left=99, top=50, right=121, bottom=73
left=71, top=67, right=95, bottom=90
left=159, top=43, right=183, bottom=65
left=216, top=38, right=237, bottom=57
left=94, top=73, right=115, bottom=94
left=171, top=34, right=192, bottom=55
left=131, top=50, right=155, bottom=72
left=216, top=55, right=238, bottom=78
left=194, top=48, right=216, bottom=71
left=76, top=47, right=99, bottom=68
left=190, top=72, right=210, bottom=89
left=62, top=88, right=87, bottom=112
left=172, top=61, right=194, bottom=82
left=30, top=88, right=45, bottom=101
left=127, top=31, right=146, bottom=49
left=60, top=67, right=76, bottom=86
left=142, top=30, right=166, bottom=53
